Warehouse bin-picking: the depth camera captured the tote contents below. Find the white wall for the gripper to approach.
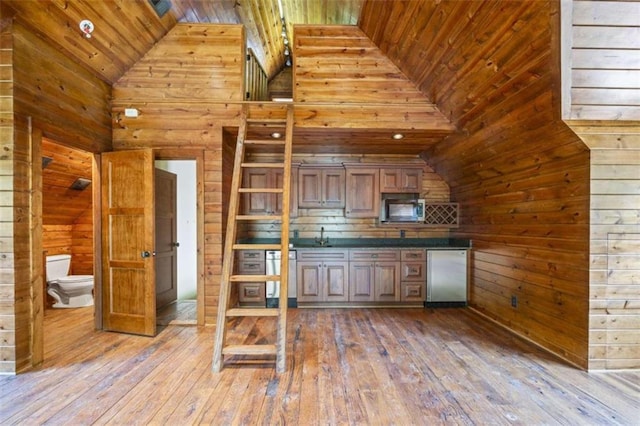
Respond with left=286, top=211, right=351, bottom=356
left=155, top=160, right=197, bottom=300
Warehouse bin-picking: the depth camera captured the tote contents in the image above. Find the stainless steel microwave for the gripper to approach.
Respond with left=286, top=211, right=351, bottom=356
left=381, top=198, right=425, bottom=223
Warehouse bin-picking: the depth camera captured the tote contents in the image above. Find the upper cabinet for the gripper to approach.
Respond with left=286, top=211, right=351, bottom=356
left=345, top=167, right=380, bottom=218
left=298, top=166, right=345, bottom=209
left=242, top=165, right=298, bottom=217
left=380, top=168, right=422, bottom=193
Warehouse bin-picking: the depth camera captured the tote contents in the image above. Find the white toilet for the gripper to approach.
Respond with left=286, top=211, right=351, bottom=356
left=45, top=254, right=94, bottom=308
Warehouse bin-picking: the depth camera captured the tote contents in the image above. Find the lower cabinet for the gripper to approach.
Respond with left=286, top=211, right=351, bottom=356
left=297, top=250, right=349, bottom=302
left=296, top=248, right=424, bottom=305
left=349, top=250, right=401, bottom=302
left=236, top=250, right=266, bottom=306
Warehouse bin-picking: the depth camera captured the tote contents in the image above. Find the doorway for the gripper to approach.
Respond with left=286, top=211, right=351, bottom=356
left=155, top=160, right=198, bottom=325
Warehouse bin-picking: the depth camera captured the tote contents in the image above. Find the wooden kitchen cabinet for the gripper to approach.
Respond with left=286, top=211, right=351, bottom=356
left=400, top=249, right=426, bottom=302
left=349, top=250, right=400, bottom=302
left=296, top=249, right=349, bottom=302
left=380, top=168, right=422, bottom=193
left=298, top=166, right=345, bottom=209
left=236, top=250, right=266, bottom=305
left=242, top=165, right=298, bottom=217
left=345, top=167, right=380, bottom=218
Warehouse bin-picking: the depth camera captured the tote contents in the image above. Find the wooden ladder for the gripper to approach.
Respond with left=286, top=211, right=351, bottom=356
left=212, top=103, right=293, bottom=373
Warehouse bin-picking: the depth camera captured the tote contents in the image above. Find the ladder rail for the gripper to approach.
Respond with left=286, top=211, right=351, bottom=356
left=212, top=105, right=249, bottom=373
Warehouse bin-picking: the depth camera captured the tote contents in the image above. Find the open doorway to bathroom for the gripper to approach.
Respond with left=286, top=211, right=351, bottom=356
left=154, top=159, right=198, bottom=325
left=41, top=139, right=96, bottom=319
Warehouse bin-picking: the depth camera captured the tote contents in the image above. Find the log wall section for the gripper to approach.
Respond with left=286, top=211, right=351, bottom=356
left=564, top=1, right=640, bottom=121
left=361, top=0, right=592, bottom=368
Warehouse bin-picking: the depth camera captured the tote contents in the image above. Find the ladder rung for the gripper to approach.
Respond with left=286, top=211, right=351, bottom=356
left=245, top=139, right=286, bottom=145
left=231, top=274, right=280, bottom=282
left=238, top=188, right=283, bottom=193
left=222, top=344, right=277, bottom=356
left=233, top=243, right=282, bottom=250
left=247, top=118, right=287, bottom=125
left=226, top=308, right=279, bottom=317
left=236, top=215, right=282, bottom=221
left=241, top=162, right=284, bottom=168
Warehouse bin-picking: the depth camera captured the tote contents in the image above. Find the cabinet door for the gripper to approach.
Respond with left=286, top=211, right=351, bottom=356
left=238, top=283, right=266, bottom=304
left=298, top=169, right=322, bottom=208
left=324, top=261, right=349, bottom=302
left=345, top=168, right=380, bottom=218
left=242, top=168, right=272, bottom=214
left=296, top=261, right=323, bottom=302
left=380, top=169, right=402, bottom=192
left=274, top=167, right=298, bottom=217
left=401, top=282, right=425, bottom=302
left=349, top=262, right=375, bottom=301
left=374, top=261, right=401, bottom=302
left=401, top=169, right=422, bottom=192
left=322, top=169, right=346, bottom=208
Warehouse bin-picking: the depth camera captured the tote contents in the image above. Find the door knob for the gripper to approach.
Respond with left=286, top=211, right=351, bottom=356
left=171, top=242, right=180, bottom=247
left=141, top=251, right=151, bottom=258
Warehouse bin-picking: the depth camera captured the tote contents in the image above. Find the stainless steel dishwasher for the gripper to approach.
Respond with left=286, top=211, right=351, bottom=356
left=265, top=250, right=297, bottom=308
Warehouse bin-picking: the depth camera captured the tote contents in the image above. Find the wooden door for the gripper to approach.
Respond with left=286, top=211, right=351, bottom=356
left=101, top=150, right=156, bottom=336
left=155, top=168, right=178, bottom=310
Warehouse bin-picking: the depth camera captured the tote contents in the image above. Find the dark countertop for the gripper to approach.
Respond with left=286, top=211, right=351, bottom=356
left=238, top=238, right=471, bottom=249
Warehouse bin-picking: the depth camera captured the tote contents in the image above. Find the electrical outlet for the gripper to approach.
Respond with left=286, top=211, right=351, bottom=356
left=400, top=230, right=406, bottom=238
left=511, top=295, right=518, bottom=308
left=293, top=230, right=299, bottom=239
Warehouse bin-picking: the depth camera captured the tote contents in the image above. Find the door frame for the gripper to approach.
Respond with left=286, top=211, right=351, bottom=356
left=151, top=149, right=205, bottom=326
left=94, top=148, right=205, bottom=328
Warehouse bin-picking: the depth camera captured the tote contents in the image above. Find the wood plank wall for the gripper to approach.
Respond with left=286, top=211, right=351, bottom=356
left=567, top=122, right=640, bottom=370
left=0, top=15, right=17, bottom=374
left=113, top=24, right=246, bottom=326
left=242, top=154, right=451, bottom=240
left=565, top=1, right=640, bottom=121
left=11, top=21, right=112, bottom=152
left=361, top=0, right=592, bottom=368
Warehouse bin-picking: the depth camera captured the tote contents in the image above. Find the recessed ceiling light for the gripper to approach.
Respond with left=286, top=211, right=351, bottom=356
left=271, top=132, right=282, bottom=139
left=392, top=133, right=404, bottom=140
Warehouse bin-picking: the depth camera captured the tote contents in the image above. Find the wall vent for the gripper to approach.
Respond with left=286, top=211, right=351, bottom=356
left=148, top=0, right=171, bottom=18
left=70, top=178, right=91, bottom=191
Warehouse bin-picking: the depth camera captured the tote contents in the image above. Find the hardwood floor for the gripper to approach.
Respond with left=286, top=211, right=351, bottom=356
left=1, top=307, right=638, bottom=425
left=157, top=299, right=197, bottom=326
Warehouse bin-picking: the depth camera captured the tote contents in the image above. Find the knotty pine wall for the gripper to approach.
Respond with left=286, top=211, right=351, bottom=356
left=361, top=1, right=592, bottom=368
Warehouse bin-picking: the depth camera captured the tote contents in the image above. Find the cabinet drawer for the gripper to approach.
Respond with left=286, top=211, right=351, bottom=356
left=401, top=250, right=425, bottom=262
left=349, top=250, right=399, bottom=262
left=237, top=261, right=265, bottom=274
left=401, top=262, right=425, bottom=281
left=237, top=250, right=265, bottom=261
left=297, top=249, right=349, bottom=261
left=401, top=282, right=425, bottom=302
left=238, top=282, right=265, bottom=303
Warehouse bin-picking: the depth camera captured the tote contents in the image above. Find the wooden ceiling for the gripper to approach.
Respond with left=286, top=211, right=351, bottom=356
left=4, top=0, right=363, bottom=84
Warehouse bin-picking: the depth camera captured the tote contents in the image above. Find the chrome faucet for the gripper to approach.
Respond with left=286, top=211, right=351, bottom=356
left=315, top=226, right=329, bottom=246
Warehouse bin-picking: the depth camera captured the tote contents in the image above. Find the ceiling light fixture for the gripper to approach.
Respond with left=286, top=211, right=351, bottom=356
left=79, top=19, right=94, bottom=38
left=271, top=132, right=282, bottom=139
left=392, top=133, right=404, bottom=140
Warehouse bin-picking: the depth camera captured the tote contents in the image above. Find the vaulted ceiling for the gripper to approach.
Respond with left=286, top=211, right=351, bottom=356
left=4, top=0, right=363, bottom=84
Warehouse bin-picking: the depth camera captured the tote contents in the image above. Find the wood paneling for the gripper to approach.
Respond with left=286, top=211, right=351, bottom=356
left=245, top=48, right=268, bottom=101
left=11, top=22, right=112, bottom=153
left=361, top=0, right=592, bottom=368
left=567, top=122, right=640, bottom=370
left=565, top=1, right=640, bottom=121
